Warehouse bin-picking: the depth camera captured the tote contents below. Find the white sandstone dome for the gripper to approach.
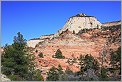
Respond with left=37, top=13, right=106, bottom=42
left=54, top=13, right=102, bottom=37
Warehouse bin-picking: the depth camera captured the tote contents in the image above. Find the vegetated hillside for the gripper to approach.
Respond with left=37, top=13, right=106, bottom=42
left=32, top=21, right=121, bottom=80
left=1, top=13, right=121, bottom=81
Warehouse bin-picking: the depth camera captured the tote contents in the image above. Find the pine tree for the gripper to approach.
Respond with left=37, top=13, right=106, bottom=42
left=78, top=54, right=100, bottom=81
left=99, top=67, right=108, bottom=81
left=46, top=66, right=59, bottom=81
left=1, top=32, right=43, bottom=81
left=84, top=54, right=94, bottom=69
left=79, top=55, right=85, bottom=76
left=110, top=47, right=121, bottom=70
left=57, top=64, right=63, bottom=74
left=65, top=66, right=73, bottom=75
left=109, top=47, right=121, bottom=80
left=54, top=49, right=65, bottom=59
left=59, top=72, right=68, bottom=81
left=57, top=64, right=68, bottom=81
left=38, top=52, right=44, bottom=58
left=33, top=69, right=44, bottom=81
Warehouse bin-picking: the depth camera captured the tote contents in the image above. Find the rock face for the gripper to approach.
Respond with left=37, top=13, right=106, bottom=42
left=27, top=39, right=43, bottom=48
left=27, top=34, right=54, bottom=48
left=102, top=20, right=121, bottom=27
left=34, top=21, right=121, bottom=79
left=40, top=34, right=54, bottom=40
left=26, top=13, right=121, bottom=79
left=27, top=13, right=102, bottom=48
left=54, top=13, right=102, bottom=37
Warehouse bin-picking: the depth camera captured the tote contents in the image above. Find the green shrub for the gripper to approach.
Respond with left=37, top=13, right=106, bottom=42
left=38, top=53, right=44, bottom=58
left=46, top=66, right=59, bottom=81
left=35, top=50, right=38, bottom=53
left=53, top=49, right=65, bottom=59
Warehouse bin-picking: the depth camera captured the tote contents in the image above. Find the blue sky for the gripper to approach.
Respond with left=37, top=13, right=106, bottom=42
left=2, top=1, right=121, bottom=46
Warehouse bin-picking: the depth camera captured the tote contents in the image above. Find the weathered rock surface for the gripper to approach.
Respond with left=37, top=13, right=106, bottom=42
left=54, top=13, right=102, bottom=37
left=26, top=14, right=121, bottom=79
left=1, top=74, right=11, bottom=81
left=27, top=34, right=54, bottom=48
left=102, top=20, right=121, bottom=27
left=27, top=13, right=102, bottom=48
left=27, top=39, right=43, bottom=48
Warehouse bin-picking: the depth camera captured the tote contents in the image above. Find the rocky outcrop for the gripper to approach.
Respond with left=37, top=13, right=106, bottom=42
left=102, top=21, right=121, bottom=27
left=34, top=20, right=121, bottom=73
left=26, top=13, right=121, bottom=79
left=27, top=39, right=43, bottom=48
left=27, top=13, right=102, bottom=48
left=1, top=74, right=11, bottom=81
left=40, top=34, right=54, bottom=40
left=27, top=34, right=54, bottom=48
left=54, top=13, right=102, bottom=37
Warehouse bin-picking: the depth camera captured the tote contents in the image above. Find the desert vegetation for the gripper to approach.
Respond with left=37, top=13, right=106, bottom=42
left=1, top=32, right=44, bottom=81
